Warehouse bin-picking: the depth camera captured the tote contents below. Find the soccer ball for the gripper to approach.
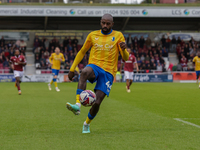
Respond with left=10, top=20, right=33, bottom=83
left=79, top=90, right=96, bottom=107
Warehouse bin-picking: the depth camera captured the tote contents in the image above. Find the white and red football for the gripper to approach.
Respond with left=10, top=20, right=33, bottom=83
left=79, top=90, right=96, bottom=107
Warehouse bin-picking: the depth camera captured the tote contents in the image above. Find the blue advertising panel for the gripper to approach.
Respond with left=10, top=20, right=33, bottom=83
left=0, top=75, right=15, bottom=82
left=122, top=74, right=173, bottom=82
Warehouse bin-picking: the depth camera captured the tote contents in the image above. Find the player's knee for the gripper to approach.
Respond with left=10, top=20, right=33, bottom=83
left=80, top=69, right=88, bottom=78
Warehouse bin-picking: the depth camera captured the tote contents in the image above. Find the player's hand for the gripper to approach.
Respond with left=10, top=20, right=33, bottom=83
left=59, top=59, right=63, bottom=62
left=17, top=61, right=22, bottom=65
left=68, top=71, right=75, bottom=81
left=119, top=42, right=127, bottom=51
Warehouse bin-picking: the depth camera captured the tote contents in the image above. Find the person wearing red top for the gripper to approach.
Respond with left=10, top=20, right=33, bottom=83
left=120, top=48, right=139, bottom=93
left=9, top=50, right=27, bottom=95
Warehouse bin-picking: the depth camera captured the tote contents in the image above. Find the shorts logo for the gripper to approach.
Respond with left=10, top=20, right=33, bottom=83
left=106, top=81, right=112, bottom=92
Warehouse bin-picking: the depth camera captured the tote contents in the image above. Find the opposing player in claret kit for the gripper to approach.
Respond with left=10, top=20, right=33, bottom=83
left=9, top=49, right=27, bottom=95
left=120, top=48, right=139, bottom=93
left=66, top=13, right=129, bottom=133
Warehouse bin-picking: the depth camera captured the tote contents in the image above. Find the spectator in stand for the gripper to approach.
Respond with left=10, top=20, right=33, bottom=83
left=81, top=55, right=88, bottom=67
left=190, top=47, right=196, bottom=56
left=67, top=36, right=72, bottom=46
left=0, top=54, right=3, bottom=64
left=162, top=47, right=168, bottom=58
left=176, top=44, right=181, bottom=59
left=145, top=37, right=151, bottom=48
left=168, top=62, right=173, bottom=71
left=171, top=36, right=177, bottom=52
left=139, top=49, right=146, bottom=57
left=44, top=48, right=50, bottom=59
left=0, top=36, right=5, bottom=46
left=176, top=62, right=182, bottom=71
left=68, top=52, right=74, bottom=63
left=68, top=43, right=73, bottom=52
left=184, top=44, right=190, bottom=59
left=19, top=39, right=27, bottom=53
left=10, top=47, right=14, bottom=57
left=4, top=46, right=10, bottom=58
left=35, top=56, right=41, bottom=69
left=72, top=36, right=79, bottom=46
left=139, top=36, right=145, bottom=48
left=151, top=41, right=155, bottom=49
left=34, top=35, right=40, bottom=42
left=159, top=55, right=165, bottom=65
left=51, top=37, right=57, bottom=47
left=180, top=39, right=185, bottom=47
left=133, top=36, right=139, bottom=49
left=166, top=36, right=171, bottom=51
left=44, top=38, right=49, bottom=49
left=145, top=54, right=150, bottom=62
left=126, top=34, right=133, bottom=47
left=15, top=39, right=21, bottom=48
left=40, top=55, right=46, bottom=69
left=177, top=36, right=181, bottom=44
left=187, top=59, right=194, bottom=71
left=189, top=37, right=195, bottom=47
left=3, top=57, right=9, bottom=67
left=63, top=37, right=68, bottom=48
left=140, top=54, right=145, bottom=61
left=55, top=39, right=60, bottom=47
left=160, top=35, right=166, bottom=48
left=180, top=55, right=188, bottom=71
left=141, top=63, right=146, bottom=72
left=157, top=62, right=162, bottom=71
left=64, top=62, right=70, bottom=73
left=33, top=39, right=40, bottom=53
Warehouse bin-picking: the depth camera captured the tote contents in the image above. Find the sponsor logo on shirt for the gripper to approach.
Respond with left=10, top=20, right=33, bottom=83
left=112, top=37, right=115, bottom=41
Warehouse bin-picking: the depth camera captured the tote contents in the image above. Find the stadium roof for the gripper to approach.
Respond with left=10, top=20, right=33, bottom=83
left=0, top=6, right=200, bottom=31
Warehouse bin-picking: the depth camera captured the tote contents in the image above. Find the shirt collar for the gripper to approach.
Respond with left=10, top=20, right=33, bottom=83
left=101, top=29, right=113, bottom=35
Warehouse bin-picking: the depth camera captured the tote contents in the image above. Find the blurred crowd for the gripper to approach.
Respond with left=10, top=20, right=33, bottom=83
left=122, top=35, right=169, bottom=73
left=0, top=36, right=27, bottom=72
left=175, top=36, right=199, bottom=71
left=33, top=35, right=84, bottom=71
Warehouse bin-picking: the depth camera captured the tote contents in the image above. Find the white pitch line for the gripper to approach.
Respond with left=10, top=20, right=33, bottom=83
left=174, top=118, right=200, bottom=129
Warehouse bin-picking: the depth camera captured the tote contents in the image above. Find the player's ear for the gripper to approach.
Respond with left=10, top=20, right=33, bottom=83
left=112, top=22, right=114, bottom=28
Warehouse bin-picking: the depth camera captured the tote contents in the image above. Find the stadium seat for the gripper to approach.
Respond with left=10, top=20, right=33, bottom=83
left=4, top=70, right=10, bottom=73
left=41, top=71, right=46, bottom=74
left=60, top=71, right=64, bottom=74
left=46, top=70, right=51, bottom=74
left=0, top=70, right=3, bottom=74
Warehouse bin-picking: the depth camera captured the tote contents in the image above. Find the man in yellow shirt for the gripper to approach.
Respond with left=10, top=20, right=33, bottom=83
left=193, top=51, right=200, bottom=88
left=66, top=14, right=129, bottom=133
left=48, top=47, right=65, bottom=92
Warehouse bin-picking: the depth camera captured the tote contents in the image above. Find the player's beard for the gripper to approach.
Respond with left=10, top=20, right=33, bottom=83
left=101, top=27, right=111, bottom=34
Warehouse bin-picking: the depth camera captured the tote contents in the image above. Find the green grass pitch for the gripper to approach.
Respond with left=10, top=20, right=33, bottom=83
left=0, top=82, right=200, bottom=150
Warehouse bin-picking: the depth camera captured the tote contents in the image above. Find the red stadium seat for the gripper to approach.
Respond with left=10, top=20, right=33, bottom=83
left=4, top=67, right=9, bottom=69
left=0, top=66, right=3, bottom=69
left=41, top=71, right=46, bottom=74
left=0, top=70, right=3, bottom=74
left=0, top=64, right=3, bottom=67
left=60, top=71, right=64, bottom=74
left=4, top=70, right=9, bottom=73
left=46, top=70, right=51, bottom=74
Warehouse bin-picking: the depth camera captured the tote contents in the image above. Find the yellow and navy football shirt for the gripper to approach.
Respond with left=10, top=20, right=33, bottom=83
left=49, top=53, right=65, bottom=70
left=70, top=29, right=129, bottom=76
left=193, top=56, right=200, bottom=71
